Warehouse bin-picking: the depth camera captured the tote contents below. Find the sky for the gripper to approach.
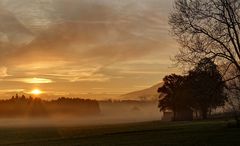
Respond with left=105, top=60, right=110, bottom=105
left=0, top=0, right=179, bottom=99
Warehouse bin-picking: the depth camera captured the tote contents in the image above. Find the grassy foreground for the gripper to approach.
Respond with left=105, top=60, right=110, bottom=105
left=0, top=120, right=239, bottom=146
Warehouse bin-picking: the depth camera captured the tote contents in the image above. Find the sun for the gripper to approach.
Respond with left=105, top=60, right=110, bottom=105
left=31, top=89, right=42, bottom=95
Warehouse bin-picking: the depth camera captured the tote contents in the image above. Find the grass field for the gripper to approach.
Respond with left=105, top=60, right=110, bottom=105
left=0, top=120, right=239, bottom=146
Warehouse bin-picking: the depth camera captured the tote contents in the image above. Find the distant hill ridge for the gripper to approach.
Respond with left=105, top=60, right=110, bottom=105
left=120, top=83, right=163, bottom=101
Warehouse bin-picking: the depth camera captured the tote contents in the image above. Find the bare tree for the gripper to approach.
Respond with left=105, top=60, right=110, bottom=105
left=169, top=0, right=240, bottom=77
left=226, top=67, right=240, bottom=125
left=169, top=0, right=240, bottom=123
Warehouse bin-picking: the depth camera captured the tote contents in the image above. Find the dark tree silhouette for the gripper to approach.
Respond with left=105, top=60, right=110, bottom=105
left=158, top=59, right=227, bottom=120
left=169, top=0, right=240, bottom=122
left=158, top=74, right=187, bottom=120
left=186, top=58, right=227, bottom=119
left=169, top=0, right=240, bottom=79
left=226, top=66, right=240, bottom=125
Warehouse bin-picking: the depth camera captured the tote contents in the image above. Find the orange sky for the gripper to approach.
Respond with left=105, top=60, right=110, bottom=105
left=0, top=0, right=180, bottom=99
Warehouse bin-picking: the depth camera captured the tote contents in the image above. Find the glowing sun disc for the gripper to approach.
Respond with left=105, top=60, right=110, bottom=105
left=31, top=89, right=42, bottom=95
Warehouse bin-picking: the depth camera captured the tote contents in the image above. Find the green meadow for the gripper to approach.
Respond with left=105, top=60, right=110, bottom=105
left=0, top=120, right=239, bottom=146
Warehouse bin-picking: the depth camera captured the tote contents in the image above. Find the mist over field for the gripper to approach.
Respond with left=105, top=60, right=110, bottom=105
left=0, top=101, right=160, bottom=127
left=0, top=83, right=162, bottom=127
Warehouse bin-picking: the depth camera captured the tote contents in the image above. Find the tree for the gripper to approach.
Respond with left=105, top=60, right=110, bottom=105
left=158, top=59, right=227, bottom=120
left=225, top=66, right=240, bottom=125
left=158, top=74, right=187, bottom=120
left=169, top=0, right=240, bottom=79
left=186, top=58, right=227, bottom=119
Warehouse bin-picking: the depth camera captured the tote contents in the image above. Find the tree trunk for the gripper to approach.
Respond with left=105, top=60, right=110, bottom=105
left=234, top=112, right=240, bottom=127
left=236, top=117, right=240, bottom=127
left=209, top=109, right=212, bottom=117
left=173, top=111, right=176, bottom=121
left=195, top=111, right=198, bottom=120
left=201, top=108, right=208, bottom=120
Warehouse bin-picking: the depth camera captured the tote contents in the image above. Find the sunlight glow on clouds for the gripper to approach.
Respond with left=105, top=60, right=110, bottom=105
left=0, top=89, right=24, bottom=93
left=0, top=66, right=10, bottom=78
left=0, top=0, right=178, bottom=97
left=7, top=78, right=53, bottom=84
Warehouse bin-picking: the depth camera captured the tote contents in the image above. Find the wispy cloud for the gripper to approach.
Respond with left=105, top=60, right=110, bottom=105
left=0, top=66, right=10, bottom=78
left=6, top=78, right=53, bottom=84
left=0, top=89, right=24, bottom=93
left=0, top=0, right=177, bottom=96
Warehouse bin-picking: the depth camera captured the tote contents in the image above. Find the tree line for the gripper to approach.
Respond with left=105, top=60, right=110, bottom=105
left=0, top=95, right=101, bottom=118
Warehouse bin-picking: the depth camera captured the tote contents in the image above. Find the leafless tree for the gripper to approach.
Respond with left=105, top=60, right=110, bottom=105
left=169, top=0, right=240, bottom=123
left=170, top=0, right=240, bottom=76
left=226, top=67, right=240, bottom=125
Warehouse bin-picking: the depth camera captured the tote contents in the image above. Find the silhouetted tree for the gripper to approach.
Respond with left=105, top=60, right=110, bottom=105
left=158, top=59, right=227, bottom=120
left=186, top=58, right=227, bottom=119
left=169, top=0, right=239, bottom=122
left=21, top=95, right=26, bottom=99
left=169, top=0, right=240, bottom=76
left=226, top=66, right=240, bottom=125
left=158, top=74, right=187, bottom=120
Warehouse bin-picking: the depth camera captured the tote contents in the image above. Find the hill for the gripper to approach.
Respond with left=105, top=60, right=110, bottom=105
left=120, top=83, right=163, bottom=101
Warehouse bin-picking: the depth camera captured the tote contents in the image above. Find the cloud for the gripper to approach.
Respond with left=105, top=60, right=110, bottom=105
left=0, top=0, right=174, bottom=65
left=6, top=77, right=53, bottom=84
left=43, top=65, right=110, bottom=82
left=0, top=0, right=178, bottom=95
left=69, top=74, right=110, bottom=82
left=0, top=89, right=24, bottom=92
left=120, top=70, right=168, bottom=75
left=0, top=66, right=10, bottom=78
left=0, top=0, right=175, bottom=74
left=0, top=6, right=33, bottom=44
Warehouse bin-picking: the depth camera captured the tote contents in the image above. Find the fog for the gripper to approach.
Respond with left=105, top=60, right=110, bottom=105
left=0, top=101, right=162, bottom=127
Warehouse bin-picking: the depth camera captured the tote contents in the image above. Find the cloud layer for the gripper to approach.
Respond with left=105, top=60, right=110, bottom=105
left=0, top=0, right=178, bottom=97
